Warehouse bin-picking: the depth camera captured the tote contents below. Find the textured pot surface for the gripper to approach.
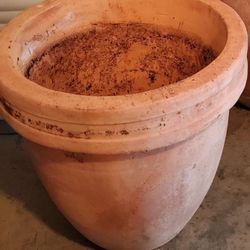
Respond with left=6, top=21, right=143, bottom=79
left=222, top=0, right=250, bottom=108
left=0, top=0, right=248, bottom=249
left=26, top=111, right=229, bottom=250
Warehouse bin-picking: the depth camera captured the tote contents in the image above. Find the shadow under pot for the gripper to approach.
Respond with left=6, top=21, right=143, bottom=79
left=0, top=0, right=248, bottom=249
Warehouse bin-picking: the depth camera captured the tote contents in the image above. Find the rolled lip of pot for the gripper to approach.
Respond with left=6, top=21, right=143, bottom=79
left=0, top=0, right=248, bottom=154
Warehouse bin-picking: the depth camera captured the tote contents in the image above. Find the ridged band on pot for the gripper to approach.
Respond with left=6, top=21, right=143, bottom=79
left=0, top=0, right=248, bottom=154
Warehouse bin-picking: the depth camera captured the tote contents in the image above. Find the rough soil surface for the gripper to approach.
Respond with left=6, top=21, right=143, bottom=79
left=26, top=23, right=216, bottom=96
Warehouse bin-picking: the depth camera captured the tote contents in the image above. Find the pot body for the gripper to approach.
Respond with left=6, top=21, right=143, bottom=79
left=26, top=111, right=228, bottom=250
left=222, top=0, right=250, bottom=108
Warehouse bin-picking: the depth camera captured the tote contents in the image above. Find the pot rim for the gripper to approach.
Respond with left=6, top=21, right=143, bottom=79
left=0, top=0, right=248, bottom=154
left=0, top=0, right=248, bottom=125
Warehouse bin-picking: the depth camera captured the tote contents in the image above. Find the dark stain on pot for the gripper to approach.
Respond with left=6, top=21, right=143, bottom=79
left=35, top=121, right=41, bottom=126
left=68, top=132, right=74, bottom=138
left=106, top=130, right=115, bottom=136
left=44, top=123, right=64, bottom=134
left=120, top=130, right=129, bottom=135
left=57, top=127, right=64, bottom=133
left=0, top=99, right=134, bottom=139
left=84, top=130, right=96, bottom=137
left=46, top=124, right=54, bottom=130
left=1, top=100, right=24, bottom=123
left=65, top=152, right=85, bottom=163
left=66, top=131, right=84, bottom=139
left=2, top=102, right=66, bottom=135
left=1, top=98, right=13, bottom=114
left=25, top=23, right=216, bottom=96
left=15, top=111, right=24, bottom=123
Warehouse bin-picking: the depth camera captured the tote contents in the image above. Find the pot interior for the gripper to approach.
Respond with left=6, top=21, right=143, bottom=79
left=12, top=0, right=227, bottom=95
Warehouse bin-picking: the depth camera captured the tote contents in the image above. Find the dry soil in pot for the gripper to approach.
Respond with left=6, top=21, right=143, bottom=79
left=25, top=23, right=216, bottom=96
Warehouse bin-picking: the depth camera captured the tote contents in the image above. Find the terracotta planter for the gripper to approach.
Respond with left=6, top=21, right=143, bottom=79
left=222, top=0, right=250, bottom=108
left=0, top=0, right=248, bottom=249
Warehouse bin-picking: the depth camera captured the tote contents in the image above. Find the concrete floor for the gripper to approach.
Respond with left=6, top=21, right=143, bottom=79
left=0, top=107, right=249, bottom=250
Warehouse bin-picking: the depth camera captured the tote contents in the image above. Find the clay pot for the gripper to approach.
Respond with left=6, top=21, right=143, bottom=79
left=222, top=0, right=250, bottom=108
left=0, top=0, right=248, bottom=249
